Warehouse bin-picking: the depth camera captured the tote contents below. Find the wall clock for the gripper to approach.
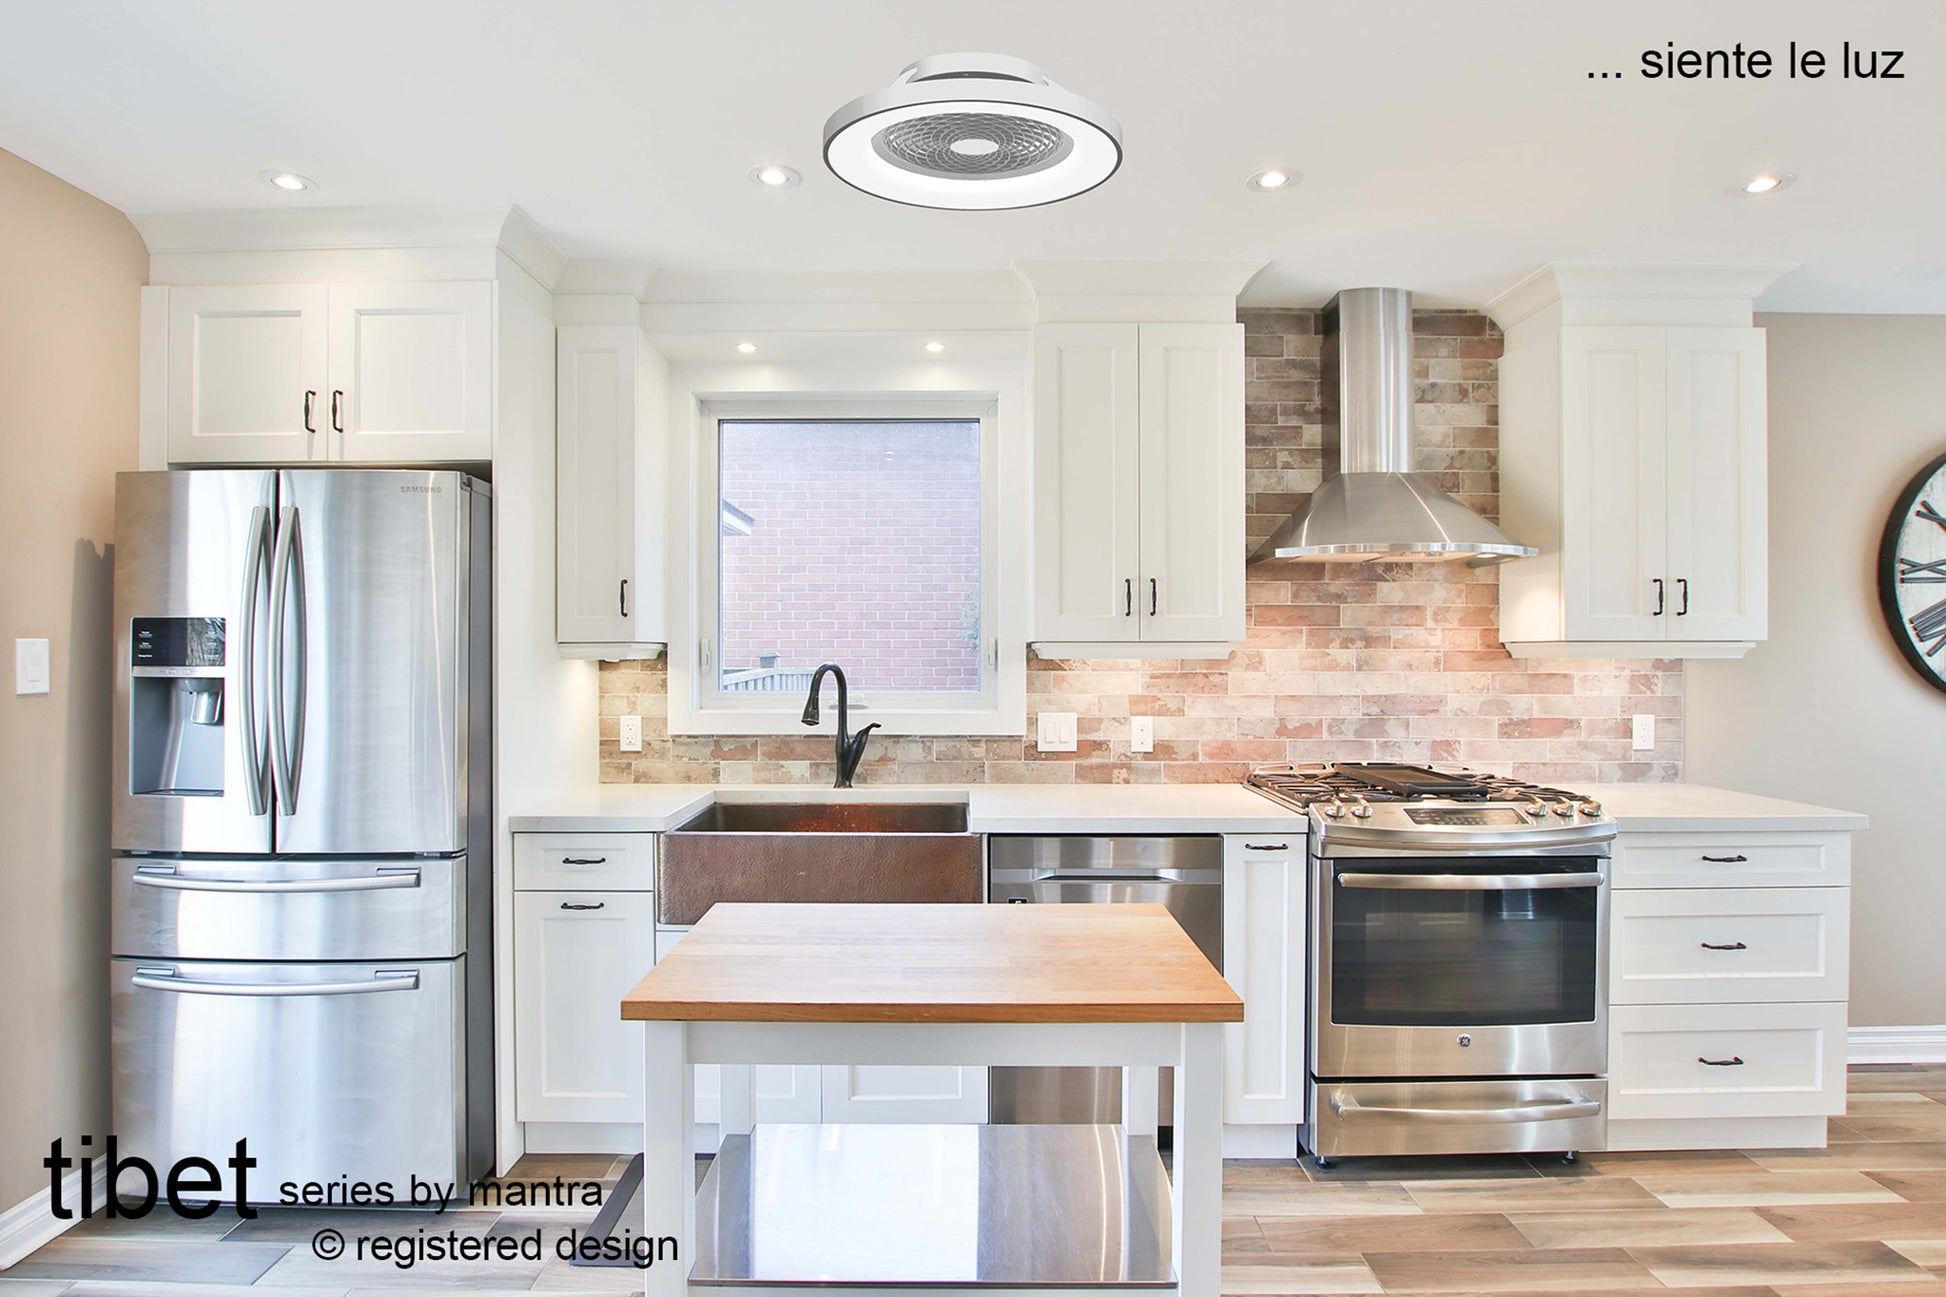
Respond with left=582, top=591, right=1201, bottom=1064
left=1880, top=451, right=1946, bottom=695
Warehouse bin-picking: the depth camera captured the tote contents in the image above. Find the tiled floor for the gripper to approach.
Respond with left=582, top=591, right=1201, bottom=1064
left=10, top=1067, right=1946, bottom=1294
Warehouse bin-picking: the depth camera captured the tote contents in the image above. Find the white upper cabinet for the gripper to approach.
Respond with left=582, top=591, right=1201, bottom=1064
left=153, top=281, right=493, bottom=466
left=165, top=285, right=329, bottom=464
left=328, top=282, right=493, bottom=463
left=555, top=324, right=667, bottom=658
left=1032, top=321, right=1244, bottom=656
left=1495, top=275, right=1771, bottom=659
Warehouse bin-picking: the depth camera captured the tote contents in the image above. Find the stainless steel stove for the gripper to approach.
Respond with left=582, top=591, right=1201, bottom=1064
left=1245, top=763, right=1617, bottom=1165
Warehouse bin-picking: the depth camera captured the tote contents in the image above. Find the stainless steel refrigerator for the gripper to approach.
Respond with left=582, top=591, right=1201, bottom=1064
left=109, top=469, right=493, bottom=1196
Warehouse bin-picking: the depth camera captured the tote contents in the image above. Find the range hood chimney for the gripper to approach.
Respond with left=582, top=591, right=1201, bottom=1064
left=1250, top=287, right=1537, bottom=564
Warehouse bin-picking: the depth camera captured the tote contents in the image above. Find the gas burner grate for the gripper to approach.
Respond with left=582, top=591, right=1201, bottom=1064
left=1245, top=762, right=1590, bottom=811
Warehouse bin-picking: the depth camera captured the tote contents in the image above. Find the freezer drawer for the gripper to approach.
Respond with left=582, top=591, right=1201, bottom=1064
left=111, top=957, right=467, bottom=1197
left=111, top=855, right=466, bottom=961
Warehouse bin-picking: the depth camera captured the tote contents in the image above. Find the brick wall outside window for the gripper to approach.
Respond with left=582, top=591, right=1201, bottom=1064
left=598, top=310, right=1683, bottom=784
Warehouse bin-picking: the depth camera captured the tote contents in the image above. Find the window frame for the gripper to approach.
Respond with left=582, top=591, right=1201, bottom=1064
left=678, top=392, right=1019, bottom=736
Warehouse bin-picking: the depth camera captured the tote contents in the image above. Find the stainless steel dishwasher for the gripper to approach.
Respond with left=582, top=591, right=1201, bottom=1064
left=988, top=835, right=1224, bottom=1125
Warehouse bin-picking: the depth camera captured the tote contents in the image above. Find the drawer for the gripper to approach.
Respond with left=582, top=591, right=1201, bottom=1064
left=1611, top=888, right=1849, bottom=1006
left=1608, top=1002, right=1847, bottom=1121
left=1224, top=834, right=1303, bottom=863
left=513, top=834, right=654, bottom=892
left=1613, top=832, right=1849, bottom=889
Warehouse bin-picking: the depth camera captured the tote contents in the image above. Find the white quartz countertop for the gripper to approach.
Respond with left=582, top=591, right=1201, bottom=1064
left=1565, top=783, right=1868, bottom=833
left=507, top=781, right=1864, bottom=836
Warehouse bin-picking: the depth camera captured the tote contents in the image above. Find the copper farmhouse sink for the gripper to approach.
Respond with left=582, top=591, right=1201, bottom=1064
left=657, top=802, right=981, bottom=925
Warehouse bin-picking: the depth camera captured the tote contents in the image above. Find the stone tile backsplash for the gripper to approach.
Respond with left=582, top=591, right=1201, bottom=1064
left=597, top=308, right=1683, bottom=786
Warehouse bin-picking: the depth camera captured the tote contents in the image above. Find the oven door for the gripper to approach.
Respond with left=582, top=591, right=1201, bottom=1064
left=1313, top=855, right=1607, bottom=1079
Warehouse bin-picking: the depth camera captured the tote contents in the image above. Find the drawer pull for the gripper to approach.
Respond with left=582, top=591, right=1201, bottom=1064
left=1244, top=843, right=1290, bottom=852
left=560, top=901, right=607, bottom=911
left=1701, top=854, right=1749, bottom=863
left=1698, top=1055, right=1745, bottom=1067
left=560, top=857, right=609, bottom=866
left=1700, top=940, right=1748, bottom=951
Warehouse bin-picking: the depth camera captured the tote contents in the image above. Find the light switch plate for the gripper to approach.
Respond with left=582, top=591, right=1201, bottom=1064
left=1130, top=716, right=1154, bottom=754
left=1632, top=713, right=1655, bottom=751
left=15, top=639, right=49, bottom=696
left=619, top=714, right=644, bottom=752
left=1036, top=711, right=1078, bottom=753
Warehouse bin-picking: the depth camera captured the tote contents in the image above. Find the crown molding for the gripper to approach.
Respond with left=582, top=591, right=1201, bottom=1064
left=1486, top=261, right=1801, bottom=329
left=554, top=259, right=658, bottom=298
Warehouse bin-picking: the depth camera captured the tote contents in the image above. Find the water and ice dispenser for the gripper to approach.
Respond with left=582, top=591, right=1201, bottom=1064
left=127, top=616, right=228, bottom=797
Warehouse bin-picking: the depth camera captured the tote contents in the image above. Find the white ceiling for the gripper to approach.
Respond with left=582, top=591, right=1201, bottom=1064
left=4, top=0, right=1942, bottom=311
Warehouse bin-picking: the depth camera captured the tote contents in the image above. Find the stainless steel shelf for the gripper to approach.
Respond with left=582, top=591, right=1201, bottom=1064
left=692, top=1123, right=1174, bottom=1288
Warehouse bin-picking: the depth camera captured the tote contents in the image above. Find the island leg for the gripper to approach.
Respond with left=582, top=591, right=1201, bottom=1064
left=1172, top=1021, right=1223, bottom=1297
left=642, top=1020, right=694, bottom=1297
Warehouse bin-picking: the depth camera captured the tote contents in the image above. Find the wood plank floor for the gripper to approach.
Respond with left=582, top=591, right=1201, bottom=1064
left=9, top=1066, right=1946, bottom=1295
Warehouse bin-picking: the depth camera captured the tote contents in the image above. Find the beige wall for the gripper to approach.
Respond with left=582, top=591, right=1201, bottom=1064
left=1689, top=314, right=1946, bottom=1028
left=0, top=148, right=147, bottom=1209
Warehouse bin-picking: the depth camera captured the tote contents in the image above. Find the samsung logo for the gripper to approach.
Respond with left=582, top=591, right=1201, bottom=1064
left=400, top=485, right=444, bottom=494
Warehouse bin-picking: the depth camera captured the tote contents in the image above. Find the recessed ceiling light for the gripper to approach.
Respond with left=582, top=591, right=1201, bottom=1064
left=1246, top=167, right=1299, bottom=192
left=748, top=164, right=801, bottom=189
left=823, top=52, right=1123, bottom=210
left=259, top=170, right=317, bottom=193
left=735, top=341, right=758, bottom=354
left=924, top=341, right=946, bottom=353
left=1739, top=172, right=1794, bottom=195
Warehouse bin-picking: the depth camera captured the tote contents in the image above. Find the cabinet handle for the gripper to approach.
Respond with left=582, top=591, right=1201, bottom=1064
left=620, top=578, right=629, bottom=617
left=1149, top=578, right=1158, bottom=616
left=560, top=857, right=608, bottom=866
left=302, top=390, right=317, bottom=434
left=1701, top=854, right=1749, bottom=863
left=560, top=901, right=606, bottom=911
left=1700, top=940, right=1748, bottom=951
left=1698, top=1055, right=1745, bottom=1067
left=329, top=389, right=345, bottom=434
left=1652, top=578, right=1665, bottom=616
left=1124, top=578, right=1133, bottom=617
left=1244, top=842, right=1290, bottom=852
left=1677, top=577, right=1690, bottom=616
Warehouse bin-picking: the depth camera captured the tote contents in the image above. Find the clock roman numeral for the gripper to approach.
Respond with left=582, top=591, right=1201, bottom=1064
left=1911, top=597, right=1946, bottom=657
left=1919, top=499, right=1946, bottom=532
left=1901, top=556, right=1946, bottom=583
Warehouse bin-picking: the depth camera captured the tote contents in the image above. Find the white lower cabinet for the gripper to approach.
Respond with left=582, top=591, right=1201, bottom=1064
left=513, top=890, right=656, bottom=1125
left=1220, top=834, right=1307, bottom=1126
left=1605, top=828, right=1853, bottom=1151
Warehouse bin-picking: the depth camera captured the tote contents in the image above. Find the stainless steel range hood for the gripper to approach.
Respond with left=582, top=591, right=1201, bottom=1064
left=1251, top=287, right=1537, bottom=564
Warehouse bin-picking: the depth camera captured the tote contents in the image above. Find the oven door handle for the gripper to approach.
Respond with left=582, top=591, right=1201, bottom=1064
left=1336, top=871, right=1604, bottom=891
left=1329, top=1092, right=1603, bottom=1123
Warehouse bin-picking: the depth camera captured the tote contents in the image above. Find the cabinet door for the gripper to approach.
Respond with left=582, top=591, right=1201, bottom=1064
left=1138, top=323, right=1246, bottom=643
left=1032, top=324, right=1142, bottom=641
left=327, top=282, right=492, bottom=463
left=819, top=1066, right=989, bottom=1124
left=1222, top=835, right=1306, bottom=1124
left=166, top=285, right=328, bottom=464
left=513, top=891, right=655, bottom=1125
left=1666, top=328, right=1767, bottom=642
left=1561, top=327, right=1668, bottom=641
left=557, top=326, right=639, bottom=643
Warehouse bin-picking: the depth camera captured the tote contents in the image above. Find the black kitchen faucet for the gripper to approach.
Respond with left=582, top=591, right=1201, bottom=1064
left=800, top=663, right=881, bottom=789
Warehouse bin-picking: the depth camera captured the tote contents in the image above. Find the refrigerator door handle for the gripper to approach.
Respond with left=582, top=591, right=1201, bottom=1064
left=269, top=505, right=308, bottom=815
left=130, top=968, right=420, bottom=997
left=131, top=865, right=421, bottom=893
left=237, top=505, right=272, bottom=817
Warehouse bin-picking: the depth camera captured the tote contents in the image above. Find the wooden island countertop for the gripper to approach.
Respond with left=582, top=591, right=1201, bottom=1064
left=620, top=901, right=1244, bottom=1024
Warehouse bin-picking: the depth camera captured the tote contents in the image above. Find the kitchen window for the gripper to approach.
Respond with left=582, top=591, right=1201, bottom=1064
left=680, top=397, right=1019, bottom=735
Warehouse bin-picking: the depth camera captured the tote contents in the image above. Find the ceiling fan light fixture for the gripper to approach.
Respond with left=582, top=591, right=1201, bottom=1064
left=823, top=53, right=1123, bottom=210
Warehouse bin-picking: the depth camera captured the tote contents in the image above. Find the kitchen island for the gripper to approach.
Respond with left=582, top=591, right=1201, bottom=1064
left=621, top=902, right=1244, bottom=1296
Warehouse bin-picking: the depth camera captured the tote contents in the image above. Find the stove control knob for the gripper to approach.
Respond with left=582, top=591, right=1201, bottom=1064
left=1553, top=803, right=1574, bottom=818
left=1323, top=803, right=1344, bottom=818
left=1581, top=800, right=1603, bottom=817
left=1352, top=800, right=1373, bottom=819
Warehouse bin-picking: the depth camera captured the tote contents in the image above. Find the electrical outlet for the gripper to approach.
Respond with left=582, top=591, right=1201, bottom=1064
left=1632, top=713, right=1655, bottom=751
left=619, top=714, right=644, bottom=753
left=1036, top=711, right=1078, bottom=753
left=14, top=638, right=49, bottom=696
left=1130, top=716, right=1154, bottom=754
